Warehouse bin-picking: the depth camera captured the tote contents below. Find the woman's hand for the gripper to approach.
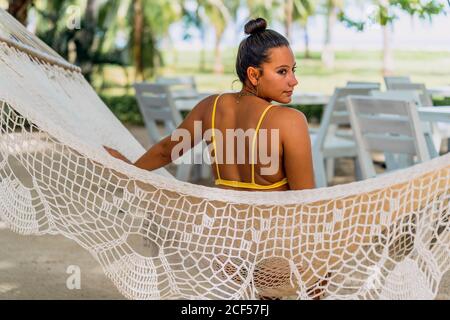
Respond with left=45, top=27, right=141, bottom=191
left=103, top=146, right=132, bottom=164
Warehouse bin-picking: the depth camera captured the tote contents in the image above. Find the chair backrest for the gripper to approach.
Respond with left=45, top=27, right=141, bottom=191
left=386, top=82, right=433, bottom=106
left=313, top=86, right=380, bottom=150
left=347, top=81, right=381, bottom=88
left=346, top=96, right=430, bottom=179
left=370, top=90, right=440, bottom=158
left=156, top=76, right=198, bottom=99
left=369, top=89, right=427, bottom=128
left=370, top=90, right=421, bottom=105
left=384, top=76, right=411, bottom=89
left=133, top=83, right=183, bottom=144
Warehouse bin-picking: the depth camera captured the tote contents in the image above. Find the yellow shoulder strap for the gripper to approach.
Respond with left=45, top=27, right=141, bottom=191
left=211, top=94, right=222, bottom=180
left=251, top=105, right=274, bottom=184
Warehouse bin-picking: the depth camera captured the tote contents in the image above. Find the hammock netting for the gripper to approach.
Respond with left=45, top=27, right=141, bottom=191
left=0, top=9, right=449, bottom=300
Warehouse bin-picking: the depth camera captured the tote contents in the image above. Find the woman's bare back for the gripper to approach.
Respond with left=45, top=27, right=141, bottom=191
left=200, top=93, right=314, bottom=191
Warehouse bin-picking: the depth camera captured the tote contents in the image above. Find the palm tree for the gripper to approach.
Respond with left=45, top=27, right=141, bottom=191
left=145, top=0, right=183, bottom=72
left=132, top=0, right=144, bottom=81
left=376, top=0, right=444, bottom=76
left=33, top=0, right=128, bottom=83
left=292, top=0, right=315, bottom=58
left=29, top=0, right=184, bottom=83
left=378, top=0, right=394, bottom=75
left=284, top=0, right=294, bottom=42
left=191, top=3, right=208, bottom=72
left=246, top=0, right=276, bottom=21
left=128, top=0, right=182, bottom=80
left=336, top=0, right=445, bottom=75
left=280, top=0, right=315, bottom=58
left=321, top=0, right=343, bottom=69
left=197, top=0, right=232, bottom=74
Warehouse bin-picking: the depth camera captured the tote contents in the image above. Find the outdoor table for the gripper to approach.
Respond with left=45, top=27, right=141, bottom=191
left=419, top=106, right=450, bottom=123
left=428, top=86, right=450, bottom=98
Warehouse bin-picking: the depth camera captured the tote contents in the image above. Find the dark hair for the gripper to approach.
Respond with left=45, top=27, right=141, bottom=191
left=236, top=18, right=290, bottom=84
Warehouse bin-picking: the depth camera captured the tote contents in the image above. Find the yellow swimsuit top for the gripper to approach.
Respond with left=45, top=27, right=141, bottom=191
left=211, top=94, right=289, bottom=190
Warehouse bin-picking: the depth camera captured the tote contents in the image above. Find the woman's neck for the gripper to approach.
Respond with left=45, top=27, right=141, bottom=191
left=240, top=85, right=272, bottom=103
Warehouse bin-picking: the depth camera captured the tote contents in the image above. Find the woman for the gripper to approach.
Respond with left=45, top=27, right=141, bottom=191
left=106, top=18, right=319, bottom=299
left=106, top=18, right=315, bottom=192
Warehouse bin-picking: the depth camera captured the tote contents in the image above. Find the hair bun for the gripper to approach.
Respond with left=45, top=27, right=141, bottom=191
left=244, top=18, right=267, bottom=35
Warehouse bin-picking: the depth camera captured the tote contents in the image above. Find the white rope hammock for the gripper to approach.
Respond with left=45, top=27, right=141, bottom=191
left=0, top=9, right=448, bottom=300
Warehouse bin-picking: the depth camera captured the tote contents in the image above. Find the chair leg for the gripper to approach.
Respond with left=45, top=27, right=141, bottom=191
left=384, top=153, right=399, bottom=171
left=193, top=164, right=208, bottom=182
left=176, top=164, right=192, bottom=182
left=201, top=163, right=211, bottom=180
left=313, top=151, right=327, bottom=188
left=190, top=164, right=200, bottom=182
left=354, top=157, right=362, bottom=181
left=424, top=133, right=439, bottom=158
left=325, top=158, right=335, bottom=184
left=397, top=154, right=414, bottom=168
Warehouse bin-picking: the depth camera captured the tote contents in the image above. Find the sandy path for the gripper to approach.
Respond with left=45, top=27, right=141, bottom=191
left=0, top=222, right=122, bottom=299
left=1, top=223, right=448, bottom=300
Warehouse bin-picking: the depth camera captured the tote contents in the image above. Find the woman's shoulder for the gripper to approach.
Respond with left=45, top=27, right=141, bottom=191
left=268, top=107, right=310, bottom=144
left=269, top=105, right=308, bottom=126
left=198, top=94, right=221, bottom=106
left=196, top=92, right=233, bottom=107
left=195, top=92, right=240, bottom=112
left=190, top=94, right=221, bottom=115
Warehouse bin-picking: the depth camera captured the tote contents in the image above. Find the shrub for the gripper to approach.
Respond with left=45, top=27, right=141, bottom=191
left=100, top=94, right=144, bottom=125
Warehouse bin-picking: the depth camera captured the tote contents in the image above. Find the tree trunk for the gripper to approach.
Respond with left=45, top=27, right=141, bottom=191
left=382, top=24, right=394, bottom=76
left=304, top=20, right=310, bottom=59
left=213, top=31, right=224, bottom=74
left=73, top=0, right=98, bottom=83
left=7, top=0, right=32, bottom=25
left=199, top=27, right=206, bottom=72
left=284, top=0, right=294, bottom=43
left=168, top=34, right=178, bottom=67
left=378, top=0, right=394, bottom=76
left=322, top=1, right=337, bottom=69
left=133, top=0, right=144, bottom=81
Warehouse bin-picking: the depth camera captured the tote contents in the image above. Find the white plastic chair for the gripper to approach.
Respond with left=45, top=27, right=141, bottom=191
left=311, top=86, right=380, bottom=187
left=384, top=76, right=411, bottom=89
left=385, top=82, right=450, bottom=152
left=347, top=81, right=381, bottom=88
left=387, top=82, right=433, bottom=106
left=156, top=76, right=212, bottom=112
left=156, top=76, right=199, bottom=100
left=370, top=90, right=441, bottom=159
left=346, top=96, right=430, bottom=179
left=134, top=82, right=210, bottom=182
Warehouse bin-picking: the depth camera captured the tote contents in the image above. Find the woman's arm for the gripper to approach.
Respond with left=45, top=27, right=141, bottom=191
left=105, top=96, right=213, bottom=171
left=104, top=135, right=176, bottom=170
left=280, top=108, right=316, bottom=190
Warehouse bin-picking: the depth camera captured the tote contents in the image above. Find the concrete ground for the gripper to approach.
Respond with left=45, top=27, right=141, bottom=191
left=0, top=125, right=448, bottom=300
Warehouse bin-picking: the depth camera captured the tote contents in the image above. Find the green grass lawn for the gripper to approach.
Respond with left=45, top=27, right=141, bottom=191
left=95, top=48, right=450, bottom=97
left=93, top=48, right=450, bottom=125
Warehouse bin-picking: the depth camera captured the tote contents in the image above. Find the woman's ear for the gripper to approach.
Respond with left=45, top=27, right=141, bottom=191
left=246, top=66, right=261, bottom=87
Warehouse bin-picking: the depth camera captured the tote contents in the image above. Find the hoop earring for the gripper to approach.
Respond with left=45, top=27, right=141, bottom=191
left=231, top=79, right=239, bottom=92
